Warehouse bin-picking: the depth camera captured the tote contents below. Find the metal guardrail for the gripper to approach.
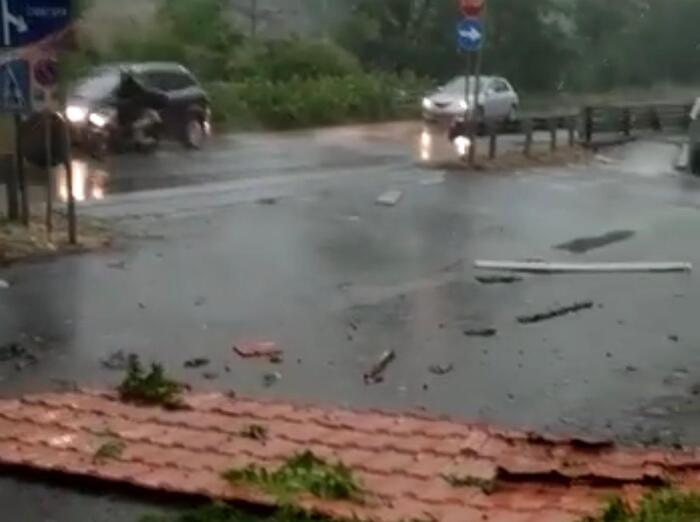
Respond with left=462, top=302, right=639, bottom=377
left=582, top=102, right=694, bottom=144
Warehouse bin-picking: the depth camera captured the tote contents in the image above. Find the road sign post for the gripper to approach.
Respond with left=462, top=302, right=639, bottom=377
left=456, top=0, right=486, bottom=166
left=0, top=0, right=70, bottom=224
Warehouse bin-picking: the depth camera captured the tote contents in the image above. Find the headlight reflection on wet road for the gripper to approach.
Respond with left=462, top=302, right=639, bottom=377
left=57, top=159, right=107, bottom=203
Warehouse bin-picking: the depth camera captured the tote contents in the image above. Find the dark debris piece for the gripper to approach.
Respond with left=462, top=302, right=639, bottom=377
left=464, top=328, right=497, bottom=338
left=184, top=358, right=210, bottom=369
left=476, top=275, right=523, bottom=285
left=517, top=301, right=594, bottom=325
left=101, top=350, right=130, bottom=371
left=429, top=364, right=454, bottom=376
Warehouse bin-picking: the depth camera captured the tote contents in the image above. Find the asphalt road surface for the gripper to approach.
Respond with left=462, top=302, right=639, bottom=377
left=1, top=122, right=698, bottom=520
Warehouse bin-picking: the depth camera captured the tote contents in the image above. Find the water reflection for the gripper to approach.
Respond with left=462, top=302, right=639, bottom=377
left=56, top=159, right=107, bottom=203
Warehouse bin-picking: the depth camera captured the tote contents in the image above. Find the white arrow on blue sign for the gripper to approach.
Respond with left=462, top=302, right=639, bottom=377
left=0, top=58, right=30, bottom=112
left=457, top=17, right=484, bottom=52
left=0, top=0, right=71, bottom=48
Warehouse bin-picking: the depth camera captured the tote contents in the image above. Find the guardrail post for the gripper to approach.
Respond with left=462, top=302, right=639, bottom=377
left=650, top=108, right=662, bottom=132
left=549, top=118, right=557, bottom=152
left=567, top=117, right=576, bottom=147
left=622, top=108, right=631, bottom=136
left=523, top=119, right=533, bottom=157
left=488, top=123, right=497, bottom=159
left=584, top=106, right=593, bottom=144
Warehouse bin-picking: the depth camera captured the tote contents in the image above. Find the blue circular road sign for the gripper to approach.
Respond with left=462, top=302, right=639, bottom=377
left=457, top=18, right=484, bottom=52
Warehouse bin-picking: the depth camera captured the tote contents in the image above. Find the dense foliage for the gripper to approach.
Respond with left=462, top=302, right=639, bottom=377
left=67, top=0, right=700, bottom=129
left=339, top=0, right=700, bottom=93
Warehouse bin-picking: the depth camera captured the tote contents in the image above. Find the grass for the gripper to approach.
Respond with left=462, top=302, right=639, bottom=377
left=588, top=491, right=700, bottom=522
left=118, top=355, right=186, bottom=409
left=223, top=451, right=362, bottom=503
left=0, top=213, right=111, bottom=264
left=441, top=473, right=496, bottom=495
left=93, top=439, right=126, bottom=462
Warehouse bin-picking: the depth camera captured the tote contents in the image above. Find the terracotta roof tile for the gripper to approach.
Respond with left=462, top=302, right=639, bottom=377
left=1, top=391, right=700, bottom=522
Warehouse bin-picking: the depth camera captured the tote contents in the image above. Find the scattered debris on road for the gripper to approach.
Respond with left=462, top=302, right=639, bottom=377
left=0, top=342, right=38, bottom=370
left=256, top=197, right=278, bottom=206
left=669, top=335, right=680, bottom=343
left=101, top=350, right=131, bottom=371
left=107, top=261, right=127, bottom=270
left=464, top=328, right=497, bottom=338
left=364, top=349, right=396, bottom=384
left=517, top=301, right=594, bottom=325
left=555, top=230, right=636, bottom=254
left=594, top=154, right=617, bottom=165
left=183, top=358, right=210, bottom=369
left=233, top=340, right=282, bottom=360
left=419, top=175, right=445, bottom=186
left=0, top=279, right=10, bottom=289
left=475, top=260, right=692, bottom=274
left=203, top=372, right=219, bottom=380
left=429, top=363, right=454, bottom=376
left=262, top=372, right=282, bottom=388
left=376, top=190, right=403, bottom=207
left=476, top=275, right=523, bottom=285
left=194, top=297, right=206, bottom=307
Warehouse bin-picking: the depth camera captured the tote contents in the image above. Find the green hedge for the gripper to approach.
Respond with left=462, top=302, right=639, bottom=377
left=207, top=73, right=424, bottom=130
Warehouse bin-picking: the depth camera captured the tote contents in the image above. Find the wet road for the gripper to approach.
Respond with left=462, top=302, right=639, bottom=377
left=1, top=124, right=699, bottom=519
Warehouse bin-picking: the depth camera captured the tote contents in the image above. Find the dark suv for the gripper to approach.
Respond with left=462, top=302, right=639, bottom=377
left=66, top=62, right=211, bottom=148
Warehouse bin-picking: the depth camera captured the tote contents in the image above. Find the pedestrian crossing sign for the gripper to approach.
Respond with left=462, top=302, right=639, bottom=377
left=0, top=58, right=29, bottom=112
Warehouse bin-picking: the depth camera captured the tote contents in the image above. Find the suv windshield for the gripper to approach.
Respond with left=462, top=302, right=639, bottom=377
left=72, top=68, right=120, bottom=100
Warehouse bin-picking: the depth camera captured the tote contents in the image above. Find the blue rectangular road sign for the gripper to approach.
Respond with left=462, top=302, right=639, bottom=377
left=0, top=58, right=30, bottom=112
left=1, top=0, right=71, bottom=48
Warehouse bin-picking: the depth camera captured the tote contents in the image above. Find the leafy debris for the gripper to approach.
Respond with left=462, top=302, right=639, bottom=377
left=93, top=439, right=126, bottom=463
left=240, top=424, right=268, bottom=442
left=442, top=473, right=496, bottom=494
left=429, top=363, right=454, bottom=376
left=101, top=350, right=131, bottom=371
left=223, top=451, right=363, bottom=502
left=118, top=355, right=186, bottom=409
left=184, top=358, right=211, bottom=369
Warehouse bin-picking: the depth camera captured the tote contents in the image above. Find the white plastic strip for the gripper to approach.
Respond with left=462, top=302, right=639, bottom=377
left=474, top=260, right=692, bottom=274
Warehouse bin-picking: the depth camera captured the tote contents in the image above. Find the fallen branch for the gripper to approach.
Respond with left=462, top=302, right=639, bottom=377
left=518, top=301, right=594, bottom=325
left=364, top=350, right=396, bottom=384
left=475, top=261, right=692, bottom=274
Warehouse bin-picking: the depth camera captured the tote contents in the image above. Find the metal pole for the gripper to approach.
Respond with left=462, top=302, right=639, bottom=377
left=14, top=114, right=28, bottom=225
left=3, top=117, right=19, bottom=220
left=468, top=47, right=483, bottom=166
left=44, top=113, right=53, bottom=237
left=61, top=118, right=76, bottom=244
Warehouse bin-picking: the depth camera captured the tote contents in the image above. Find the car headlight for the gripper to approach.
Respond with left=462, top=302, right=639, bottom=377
left=66, top=106, right=88, bottom=123
left=88, top=111, right=109, bottom=128
left=459, top=100, right=469, bottom=111
left=422, top=98, right=433, bottom=110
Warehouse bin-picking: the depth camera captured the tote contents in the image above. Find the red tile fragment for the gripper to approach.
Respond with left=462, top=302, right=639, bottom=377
left=233, top=340, right=282, bottom=359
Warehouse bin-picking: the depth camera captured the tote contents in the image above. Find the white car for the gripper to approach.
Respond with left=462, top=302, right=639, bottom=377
left=422, top=75, right=519, bottom=122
